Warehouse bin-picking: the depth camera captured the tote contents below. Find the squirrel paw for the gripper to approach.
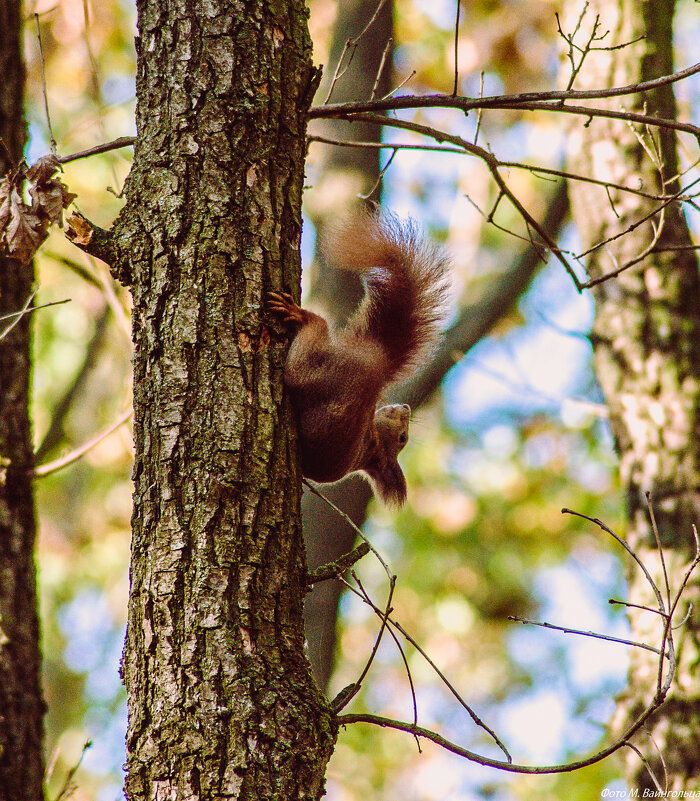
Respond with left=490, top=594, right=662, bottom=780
left=267, top=291, right=305, bottom=325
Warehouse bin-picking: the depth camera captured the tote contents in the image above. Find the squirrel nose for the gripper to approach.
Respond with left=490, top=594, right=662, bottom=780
left=401, top=404, right=410, bottom=411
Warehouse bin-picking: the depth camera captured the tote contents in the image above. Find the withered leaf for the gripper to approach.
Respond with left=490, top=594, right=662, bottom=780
left=0, top=176, right=11, bottom=232
left=0, top=153, right=77, bottom=262
left=65, top=211, right=93, bottom=246
left=25, top=154, right=61, bottom=185
left=7, top=189, right=48, bottom=263
left=30, top=180, right=77, bottom=227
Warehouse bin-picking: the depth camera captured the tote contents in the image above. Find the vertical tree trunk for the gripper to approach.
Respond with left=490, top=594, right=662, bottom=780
left=111, top=0, right=335, bottom=798
left=564, top=0, right=700, bottom=790
left=0, top=2, right=45, bottom=799
left=303, top=0, right=393, bottom=693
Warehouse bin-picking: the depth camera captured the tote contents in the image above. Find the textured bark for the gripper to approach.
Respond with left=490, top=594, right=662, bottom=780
left=0, top=2, right=45, bottom=799
left=564, top=0, right=699, bottom=790
left=113, top=1, right=335, bottom=798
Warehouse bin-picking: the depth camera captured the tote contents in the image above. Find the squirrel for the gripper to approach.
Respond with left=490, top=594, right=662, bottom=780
left=268, top=210, right=449, bottom=506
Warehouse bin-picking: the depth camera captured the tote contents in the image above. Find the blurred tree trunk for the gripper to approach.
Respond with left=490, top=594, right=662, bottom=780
left=302, top=1, right=571, bottom=695
left=303, top=0, right=393, bottom=692
left=0, top=3, right=45, bottom=801
left=564, top=0, right=700, bottom=790
left=107, top=0, right=335, bottom=797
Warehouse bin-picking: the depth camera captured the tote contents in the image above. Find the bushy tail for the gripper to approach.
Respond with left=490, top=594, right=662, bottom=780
left=325, top=210, right=450, bottom=385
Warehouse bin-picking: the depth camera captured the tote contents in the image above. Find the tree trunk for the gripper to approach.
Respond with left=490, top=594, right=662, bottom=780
left=111, top=1, right=335, bottom=798
left=0, top=2, right=45, bottom=799
left=564, top=0, right=700, bottom=790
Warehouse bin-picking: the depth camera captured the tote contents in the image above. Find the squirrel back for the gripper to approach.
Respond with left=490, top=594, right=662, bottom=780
left=269, top=209, right=449, bottom=505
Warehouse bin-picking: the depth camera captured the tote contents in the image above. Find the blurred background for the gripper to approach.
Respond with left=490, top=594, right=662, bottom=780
left=23, top=0, right=700, bottom=799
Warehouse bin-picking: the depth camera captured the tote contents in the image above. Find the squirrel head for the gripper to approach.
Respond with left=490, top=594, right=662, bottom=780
left=363, top=404, right=410, bottom=506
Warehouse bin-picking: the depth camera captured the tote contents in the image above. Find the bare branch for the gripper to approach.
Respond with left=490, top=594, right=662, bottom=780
left=359, top=147, right=398, bottom=199
left=507, top=615, right=669, bottom=657
left=341, top=112, right=583, bottom=288
left=33, top=406, right=133, bottom=478
left=331, top=573, right=396, bottom=713
left=306, top=542, right=371, bottom=585
left=311, top=61, right=700, bottom=127
left=339, top=576, right=420, bottom=737
left=58, top=136, right=135, bottom=165
left=452, top=0, right=460, bottom=96
left=0, top=295, right=70, bottom=341
left=303, top=478, right=393, bottom=580
left=324, top=0, right=390, bottom=103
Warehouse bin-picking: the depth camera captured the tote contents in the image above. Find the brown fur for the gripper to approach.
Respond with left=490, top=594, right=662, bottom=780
left=268, top=210, right=449, bottom=506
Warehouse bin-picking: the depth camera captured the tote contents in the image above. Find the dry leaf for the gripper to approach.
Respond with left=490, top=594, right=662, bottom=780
left=0, top=154, right=76, bottom=263
left=30, top=180, right=77, bottom=227
left=7, top=189, right=48, bottom=263
left=25, top=154, right=61, bottom=185
left=0, top=176, right=11, bottom=232
left=65, top=211, right=93, bottom=246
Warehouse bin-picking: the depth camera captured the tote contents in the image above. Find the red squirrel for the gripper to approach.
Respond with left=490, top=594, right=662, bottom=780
left=269, top=210, right=449, bottom=506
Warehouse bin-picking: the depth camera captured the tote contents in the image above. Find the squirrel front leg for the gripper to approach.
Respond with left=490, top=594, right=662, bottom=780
left=267, top=291, right=333, bottom=391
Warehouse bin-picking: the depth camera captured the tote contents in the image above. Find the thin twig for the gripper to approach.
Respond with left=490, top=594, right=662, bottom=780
left=474, top=72, right=485, bottom=145
left=0, top=298, right=70, bottom=340
left=58, top=136, right=136, bottom=165
left=35, top=14, right=57, bottom=155
left=303, top=478, right=393, bottom=580
left=380, top=70, right=417, bottom=101
left=1, top=287, right=38, bottom=340
left=646, top=492, right=671, bottom=612
left=624, top=741, right=666, bottom=795
left=34, top=407, right=133, bottom=478
left=308, top=136, right=466, bottom=154
left=562, top=509, right=666, bottom=613
left=310, top=136, right=689, bottom=204
left=337, top=573, right=396, bottom=710
left=452, top=0, right=460, bottom=96
left=508, top=615, right=668, bottom=657
left=371, top=38, right=393, bottom=100
left=324, top=0, right=390, bottom=103
left=54, top=740, right=92, bottom=801
left=608, top=598, right=668, bottom=618
left=359, top=147, right=398, bottom=199
left=339, top=576, right=421, bottom=736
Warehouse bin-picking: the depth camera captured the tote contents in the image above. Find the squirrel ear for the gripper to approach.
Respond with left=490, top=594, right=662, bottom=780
left=368, top=462, right=407, bottom=507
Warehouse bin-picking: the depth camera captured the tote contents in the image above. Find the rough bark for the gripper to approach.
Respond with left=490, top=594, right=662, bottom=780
left=112, top=1, right=335, bottom=798
left=0, top=2, right=45, bottom=799
left=564, top=0, right=700, bottom=790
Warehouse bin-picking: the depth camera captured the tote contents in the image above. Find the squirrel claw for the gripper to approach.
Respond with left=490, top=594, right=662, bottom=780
left=267, top=291, right=305, bottom=324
